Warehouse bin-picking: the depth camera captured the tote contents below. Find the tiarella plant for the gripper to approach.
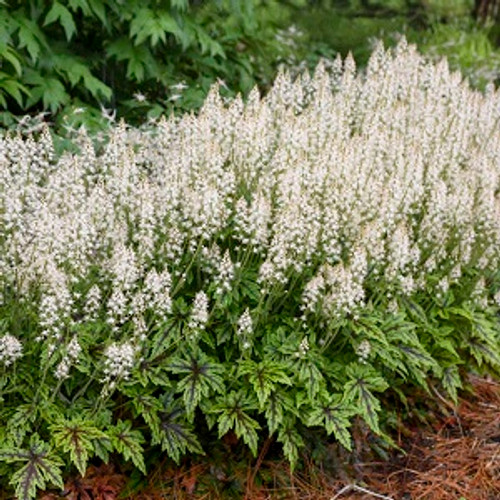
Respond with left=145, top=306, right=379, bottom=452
left=0, top=40, right=500, bottom=499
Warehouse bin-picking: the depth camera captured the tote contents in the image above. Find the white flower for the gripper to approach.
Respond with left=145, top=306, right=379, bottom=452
left=55, top=359, right=71, bottom=380
left=214, top=250, right=234, bottom=296
left=295, top=336, right=309, bottom=358
left=0, top=334, right=23, bottom=366
left=103, top=341, right=136, bottom=380
left=302, top=274, right=325, bottom=312
left=357, top=340, right=371, bottom=363
left=84, top=285, right=101, bottom=321
left=0, top=38, right=499, bottom=373
left=100, top=105, right=116, bottom=122
left=189, top=291, right=209, bottom=330
left=170, top=81, right=188, bottom=92
left=133, top=92, right=147, bottom=103
left=237, top=308, right=252, bottom=336
left=66, top=336, right=80, bottom=359
left=143, top=268, right=172, bottom=318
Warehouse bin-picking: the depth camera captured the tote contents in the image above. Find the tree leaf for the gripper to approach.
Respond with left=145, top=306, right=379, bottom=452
left=2, top=47, right=22, bottom=76
left=129, top=8, right=183, bottom=47
left=13, top=13, right=48, bottom=62
left=44, top=2, right=77, bottom=41
left=53, top=54, right=112, bottom=100
left=0, top=77, right=28, bottom=106
left=24, top=73, right=69, bottom=112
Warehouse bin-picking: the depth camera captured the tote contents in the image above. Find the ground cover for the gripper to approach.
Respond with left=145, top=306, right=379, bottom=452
left=32, top=375, right=500, bottom=499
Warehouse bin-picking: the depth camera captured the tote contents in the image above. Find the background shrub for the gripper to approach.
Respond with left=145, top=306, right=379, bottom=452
left=0, top=0, right=310, bottom=131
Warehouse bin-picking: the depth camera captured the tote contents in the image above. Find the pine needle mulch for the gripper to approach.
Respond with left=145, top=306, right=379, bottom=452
left=336, top=374, right=500, bottom=500
left=38, top=375, right=500, bottom=500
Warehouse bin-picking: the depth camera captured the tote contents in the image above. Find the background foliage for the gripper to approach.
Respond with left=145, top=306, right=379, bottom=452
left=1, top=0, right=500, bottom=133
left=0, top=0, right=310, bottom=132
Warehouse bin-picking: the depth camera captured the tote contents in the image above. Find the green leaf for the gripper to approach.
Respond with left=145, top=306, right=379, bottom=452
left=354, top=316, right=390, bottom=348
left=92, top=434, right=113, bottom=463
left=50, top=419, right=105, bottom=476
left=170, top=0, right=188, bottom=11
left=264, top=390, right=296, bottom=434
left=0, top=434, right=64, bottom=500
left=277, top=421, right=304, bottom=471
left=307, top=392, right=354, bottom=450
left=106, top=37, right=160, bottom=82
left=24, top=72, right=69, bottom=112
left=401, top=297, right=429, bottom=325
left=44, top=2, right=77, bottom=41
left=88, top=0, right=107, bottom=26
left=448, top=306, right=474, bottom=321
left=109, top=420, right=146, bottom=474
left=129, top=8, right=183, bottom=47
left=467, top=338, right=500, bottom=368
left=5, top=405, right=35, bottom=446
left=168, top=350, right=225, bottom=422
left=465, top=314, right=500, bottom=369
left=211, top=390, right=260, bottom=456
left=297, top=358, right=325, bottom=399
left=151, top=394, right=204, bottom=463
left=441, top=366, right=462, bottom=404
left=13, top=14, right=48, bottom=62
left=53, top=54, right=112, bottom=100
left=238, top=360, right=292, bottom=408
left=2, top=47, right=22, bottom=76
left=0, top=77, right=29, bottom=106
left=398, top=344, right=438, bottom=370
left=344, top=364, right=388, bottom=433
left=192, top=24, right=225, bottom=57
left=67, top=0, right=91, bottom=15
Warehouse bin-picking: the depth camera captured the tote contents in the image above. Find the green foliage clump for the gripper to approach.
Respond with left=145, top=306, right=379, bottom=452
left=1, top=42, right=500, bottom=499
left=291, top=0, right=500, bottom=88
left=416, top=21, right=500, bottom=87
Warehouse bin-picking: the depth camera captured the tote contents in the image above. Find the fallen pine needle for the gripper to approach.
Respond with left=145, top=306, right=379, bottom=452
left=331, top=484, right=394, bottom=500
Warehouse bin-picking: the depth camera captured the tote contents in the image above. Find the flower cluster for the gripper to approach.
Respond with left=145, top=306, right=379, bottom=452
left=54, top=336, right=82, bottom=380
left=189, top=291, right=209, bottom=331
left=237, top=308, right=253, bottom=350
left=0, top=334, right=23, bottom=366
left=0, top=39, right=499, bottom=387
left=103, top=341, right=137, bottom=381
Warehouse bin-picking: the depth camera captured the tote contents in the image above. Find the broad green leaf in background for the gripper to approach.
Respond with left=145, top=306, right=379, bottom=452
left=44, top=2, right=77, bottom=41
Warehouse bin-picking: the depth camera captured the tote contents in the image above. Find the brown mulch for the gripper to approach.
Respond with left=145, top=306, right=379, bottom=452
left=39, top=374, right=500, bottom=500
left=338, top=374, right=500, bottom=500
